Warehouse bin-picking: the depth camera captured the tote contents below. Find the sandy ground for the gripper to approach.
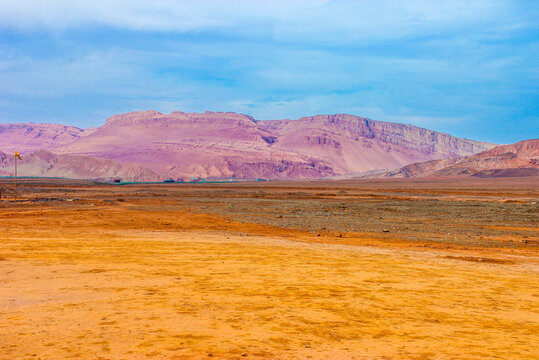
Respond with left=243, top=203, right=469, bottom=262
left=0, top=178, right=538, bottom=359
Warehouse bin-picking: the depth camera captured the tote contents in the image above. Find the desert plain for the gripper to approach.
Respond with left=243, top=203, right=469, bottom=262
left=0, top=177, right=538, bottom=360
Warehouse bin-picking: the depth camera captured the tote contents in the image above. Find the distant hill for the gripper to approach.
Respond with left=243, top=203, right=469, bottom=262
left=0, top=149, right=158, bottom=182
left=382, top=139, right=539, bottom=178
left=0, top=123, right=95, bottom=153
left=0, top=110, right=496, bottom=180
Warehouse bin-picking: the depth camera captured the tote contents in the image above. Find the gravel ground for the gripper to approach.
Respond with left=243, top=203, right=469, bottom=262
left=3, top=177, right=538, bottom=249
left=171, top=194, right=539, bottom=248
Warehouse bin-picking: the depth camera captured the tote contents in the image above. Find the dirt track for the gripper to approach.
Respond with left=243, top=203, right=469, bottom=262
left=1, top=177, right=538, bottom=359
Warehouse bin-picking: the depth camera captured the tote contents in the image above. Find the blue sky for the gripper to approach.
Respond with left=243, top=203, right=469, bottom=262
left=0, top=0, right=538, bottom=143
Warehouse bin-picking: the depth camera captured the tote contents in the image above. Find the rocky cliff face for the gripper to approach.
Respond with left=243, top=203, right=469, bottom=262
left=264, top=114, right=492, bottom=174
left=271, top=114, right=489, bottom=156
left=1, top=110, right=497, bottom=180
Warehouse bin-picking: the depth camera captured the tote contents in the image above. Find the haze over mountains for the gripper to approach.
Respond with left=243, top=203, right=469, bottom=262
left=1, top=110, right=526, bottom=181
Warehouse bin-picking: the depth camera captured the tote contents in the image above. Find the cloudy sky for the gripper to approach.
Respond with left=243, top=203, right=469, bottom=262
left=0, top=0, right=537, bottom=143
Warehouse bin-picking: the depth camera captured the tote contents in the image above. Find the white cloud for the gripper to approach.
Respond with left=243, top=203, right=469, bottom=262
left=0, top=0, right=524, bottom=44
left=0, top=0, right=315, bottom=32
left=0, top=0, right=536, bottom=143
left=0, top=47, right=154, bottom=99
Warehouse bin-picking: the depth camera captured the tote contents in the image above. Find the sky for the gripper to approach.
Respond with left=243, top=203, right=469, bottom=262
left=0, top=0, right=538, bottom=143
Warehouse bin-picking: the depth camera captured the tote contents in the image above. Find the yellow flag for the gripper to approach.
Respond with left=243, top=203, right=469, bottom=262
left=14, top=151, right=22, bottom=160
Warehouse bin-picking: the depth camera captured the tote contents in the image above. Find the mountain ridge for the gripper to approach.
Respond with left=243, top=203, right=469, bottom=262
left=0, top=110, right=497, bottom=180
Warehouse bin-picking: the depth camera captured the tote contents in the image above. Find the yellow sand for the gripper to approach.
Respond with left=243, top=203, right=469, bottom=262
left=1, top=229, right=538, bottom=360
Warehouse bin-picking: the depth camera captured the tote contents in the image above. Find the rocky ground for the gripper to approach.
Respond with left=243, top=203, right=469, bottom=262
left=167, top=186, right=538, bottom=249
left=0, top=177, right=538, bottom=359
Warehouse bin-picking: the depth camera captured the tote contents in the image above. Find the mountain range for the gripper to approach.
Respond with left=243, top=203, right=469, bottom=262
left=1, top=110, right=535, bottom=181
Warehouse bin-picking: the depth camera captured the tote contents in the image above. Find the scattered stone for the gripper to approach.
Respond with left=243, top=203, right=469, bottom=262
left=305, top=344, right=311, bottom=348
left=383, top=229, right=390, bottom=233
left=277, top=214, right=283, bottom=218
left=241, top=353, right=247, bottom=357
left=94, top=200, right=116, bottom=206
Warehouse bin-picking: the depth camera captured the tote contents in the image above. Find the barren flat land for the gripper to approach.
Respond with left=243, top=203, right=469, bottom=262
left=1, top=177, right=538, bottom=360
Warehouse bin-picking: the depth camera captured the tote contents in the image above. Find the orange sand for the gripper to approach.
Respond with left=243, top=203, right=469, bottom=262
left=1, top=179, right=538, bottom=359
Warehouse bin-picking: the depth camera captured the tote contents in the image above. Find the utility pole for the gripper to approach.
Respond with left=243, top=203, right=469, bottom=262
left=13, top=151, right=22, bottom=202
left=15, top=156, right=17, bottom=201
